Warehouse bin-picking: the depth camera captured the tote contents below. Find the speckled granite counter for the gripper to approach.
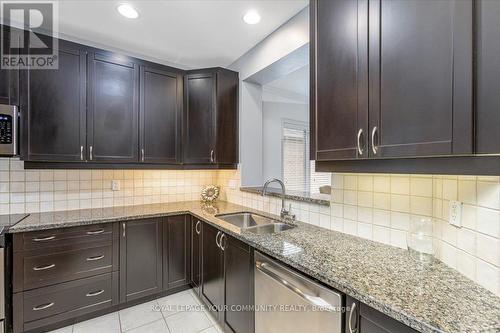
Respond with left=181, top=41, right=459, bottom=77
left=8, top=201, right=500, bottom=333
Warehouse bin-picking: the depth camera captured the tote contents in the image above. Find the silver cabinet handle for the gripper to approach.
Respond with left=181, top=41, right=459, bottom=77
left=122, top=223, right=126, bottom=238
left=195, top=221, right=201, bottom=235
left=80, top=146, right=84, bottom=161
left=141, top=148, right=145, bottom=162
left=215, top=231, right=221, bottom=248
left=86, top=255, right=104, bottom=261
left=220, top=234, right=226, bottom=251
left=33, top=264, right=55, bottom=271
left=33, top=236, right=55, bottom=242
left=86, top=289, right=104, bottom=297
left=348, top=302, right=357, bottom=333
left=33, top=302, right=54, bottom=311
left=89, top=145, right=93, bottom=160
left=357, top=129, right=364, bottom=156
left=86, top=229, right=104, bottom=235
left=255, top=261, right=337, bottom=311
left=210, top=149, right=214, bottom=163
left=371, top=126, right=378, bottom=155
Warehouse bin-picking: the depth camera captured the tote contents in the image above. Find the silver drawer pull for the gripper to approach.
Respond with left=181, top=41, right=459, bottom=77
left=86, top=255, right=104, bottom=261
left=33, top=264, right=55, bottom=271
left=86, top=229, right=104, bottom=235
left=32, top=236, right=55, bottom=242
left=33, top=302, right=54, bottom=311
left=86, top=289, right=104, bottom=297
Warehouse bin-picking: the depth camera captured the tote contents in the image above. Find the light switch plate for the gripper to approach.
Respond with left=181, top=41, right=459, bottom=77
left=111, top=180, right=121, bottom=191
left=449, top=200, right=463, bottom=227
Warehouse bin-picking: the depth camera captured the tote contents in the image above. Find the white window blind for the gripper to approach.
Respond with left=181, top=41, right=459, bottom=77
left=282, top=126, right=307, bottom=192
left=281, top=121, right=331, bottom=193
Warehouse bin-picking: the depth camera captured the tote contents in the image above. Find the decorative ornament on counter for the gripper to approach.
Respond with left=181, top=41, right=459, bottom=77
left=201, top=185, right=220, bottom=202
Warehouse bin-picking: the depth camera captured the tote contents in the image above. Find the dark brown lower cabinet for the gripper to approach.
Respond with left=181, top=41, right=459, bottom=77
left=223, top=235, right=254, bottom=333
left=199, top=221, right=254, bottom=332
left=191, top=218, right=202, bottom=294
left=345, top=296, right=417, bottom=333
left=162, top=215, right=190, bottom=290
left=119, top=218, right=162, bottom=302
left=201, top=222, right=224, bottom=319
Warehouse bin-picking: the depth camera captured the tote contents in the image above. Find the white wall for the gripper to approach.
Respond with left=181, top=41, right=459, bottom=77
left=229, top=7, right=309, bottom=187
left=262, top=102, right=308, bottom=183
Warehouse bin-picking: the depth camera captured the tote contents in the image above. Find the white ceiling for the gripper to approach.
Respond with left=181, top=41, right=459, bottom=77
left=50, top=0, right=308, bottom=69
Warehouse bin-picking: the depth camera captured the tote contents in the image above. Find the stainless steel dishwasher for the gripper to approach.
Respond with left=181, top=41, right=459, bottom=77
left=254, top=252, right=343, bottom=333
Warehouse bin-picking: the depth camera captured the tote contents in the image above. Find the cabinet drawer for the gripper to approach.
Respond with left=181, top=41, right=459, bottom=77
left=17, top=245, right=113, bottom=291
left=14, top=224, right=113, bottom=252
left=22, top=273, right=113, bottom=324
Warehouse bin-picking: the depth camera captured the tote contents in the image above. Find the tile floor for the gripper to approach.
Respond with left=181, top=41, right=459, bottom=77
left=49, top=289, right=223, bottom=333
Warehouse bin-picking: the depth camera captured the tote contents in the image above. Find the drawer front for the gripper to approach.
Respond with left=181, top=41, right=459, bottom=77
left=23, top=273, right=113, bottom=323
left=15, top=224, right=113, bottom=251
left=22, top=245, right=112, bottom=290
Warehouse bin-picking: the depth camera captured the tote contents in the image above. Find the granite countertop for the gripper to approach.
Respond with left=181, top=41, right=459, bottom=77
left=8, top=201, right=500, bottom=333
left=240, top=186, right=330, bottom=206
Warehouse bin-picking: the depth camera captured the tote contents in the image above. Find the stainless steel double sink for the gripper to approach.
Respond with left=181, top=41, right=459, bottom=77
left=215, top=212, right=295, bottom=234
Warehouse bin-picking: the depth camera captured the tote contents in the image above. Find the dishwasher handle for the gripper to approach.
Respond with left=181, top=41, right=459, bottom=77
left=255, top=260, right=337, bottom=312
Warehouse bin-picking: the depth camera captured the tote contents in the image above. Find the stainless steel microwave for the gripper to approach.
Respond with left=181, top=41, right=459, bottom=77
left=0, top=105, right=18, bottom=156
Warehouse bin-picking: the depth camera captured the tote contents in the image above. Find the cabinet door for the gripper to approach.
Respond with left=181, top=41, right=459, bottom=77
left=345, top=296, right=417, bottom=333
left=140, top=66, right=182, bottom=164
left=162, top=215, right=189, bottom=290
left=88, top=52, right=139, bottom=162
left=312, top=0, right=368, bottom=161
left=223, top=235, right=254, bottom=333
left=476, top=0, right=500, bottom=154
left=201, top=222, right=223, bottom=318
left=191, top=218, right=202, bottom=294
left=184, top=73, right=215, bottom=164
left=120, top=219, right=162, bottom=303
left=368, top=0, right=473, bottom=158
left=20, top=40, right=86, bottom=161
left=0, top=26, right=19, bottom=105
left=214, top=70, right=239, bottom=164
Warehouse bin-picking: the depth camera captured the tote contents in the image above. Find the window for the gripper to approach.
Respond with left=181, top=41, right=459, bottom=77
left=281, top=120, right=330, bottom=193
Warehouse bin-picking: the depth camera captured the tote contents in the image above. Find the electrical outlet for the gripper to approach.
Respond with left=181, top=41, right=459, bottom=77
left=227, top=179, right=237, bottom=190
left=111, top=180, right=121, bottom=191
left=449, top=200, right=463, bottom=227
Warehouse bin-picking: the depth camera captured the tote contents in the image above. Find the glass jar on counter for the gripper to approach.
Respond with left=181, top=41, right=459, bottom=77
left=407, top=217, right=435, bottom=263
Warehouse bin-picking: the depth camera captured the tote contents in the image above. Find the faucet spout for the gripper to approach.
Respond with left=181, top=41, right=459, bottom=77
left=262, top=178, right=294, bottom=220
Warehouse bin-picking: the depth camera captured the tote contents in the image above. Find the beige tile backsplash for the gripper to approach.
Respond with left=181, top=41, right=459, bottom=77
left=0, top=157, right=498, bottom=296
left=218, top=169, right=500, bottom=297
left=0, top=158, right=219, bottom=214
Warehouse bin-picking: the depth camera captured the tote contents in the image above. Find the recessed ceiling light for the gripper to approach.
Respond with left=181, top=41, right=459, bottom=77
left=117, top=4, right=139, bottom=19
left=243, top=10, right=261, bottom=25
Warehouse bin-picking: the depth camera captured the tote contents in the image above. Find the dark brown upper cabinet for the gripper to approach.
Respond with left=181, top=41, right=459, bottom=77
left=311, top=0, right=368, bottom=161
left=184, top=68, right=238, bottom=165
left=476, top=0, right=500, bottom=154
left=0, top=26, right=19, bottom=105
left=140, top=66, right=182, bottom=164
left=311, top=0, right=474, bottom=161
left=87, top=52, right=139, bottom=163
left=162, top=215, right=190, bottom=291
left=20, top=40, right=87, bottom=162
left=368, top=0, right=473, bottom=158
left=119, top=218, right=162, bottom=303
